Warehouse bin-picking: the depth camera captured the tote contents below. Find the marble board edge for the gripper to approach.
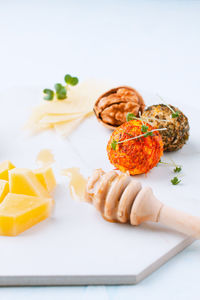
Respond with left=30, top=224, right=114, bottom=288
left=0, top=237, right=193, bottom=286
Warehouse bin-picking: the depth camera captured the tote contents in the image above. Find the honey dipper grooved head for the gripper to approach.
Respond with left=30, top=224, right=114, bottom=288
left=130, top=187, right=163, bottom=226
left=84, top=170, right=200, bottom=239
left=85, top=169, right=162, bottom=225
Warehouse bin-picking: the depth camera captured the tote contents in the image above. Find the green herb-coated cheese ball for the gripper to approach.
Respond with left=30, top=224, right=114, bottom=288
left=142, top=104, right=189, bottom=152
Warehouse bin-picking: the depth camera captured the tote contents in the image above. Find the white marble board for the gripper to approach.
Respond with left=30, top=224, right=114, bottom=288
left=0, top=87, right=199, bottom=285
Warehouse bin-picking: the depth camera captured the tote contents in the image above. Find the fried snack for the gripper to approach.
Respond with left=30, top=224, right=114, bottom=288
left=142, top=104, right=189, bottom=152
left=107, top=120, right=163, bottom=175
left=94, top=86, right=145, bottom=130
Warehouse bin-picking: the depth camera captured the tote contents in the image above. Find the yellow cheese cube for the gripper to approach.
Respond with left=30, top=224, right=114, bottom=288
left=0, top=180, right=9, bottom=203
left=34, top=166, right=56, bottom=193
left=0, top=193, right=53, bottom=236
left=9, top=168, right=49, bottom=198
left=0, top=161, right=15, bottom=180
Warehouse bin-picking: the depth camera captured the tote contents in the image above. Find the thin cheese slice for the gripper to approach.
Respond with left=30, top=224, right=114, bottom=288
left=0, top=180, right=9, bottom=203
left=39, top=112, right=85, bottom=124
left=25, top=120, right=53, bottom=135
left=27, top=100, right=88, bottom=125
left=0, top=193, right=53, bottom=236
left=25, top=80, right=111, bottom=136
left=54, top=116, right=85, bottom=137
left=67, top=80, right=110, bottom=110
left=9, top=168, right=49, bottom=198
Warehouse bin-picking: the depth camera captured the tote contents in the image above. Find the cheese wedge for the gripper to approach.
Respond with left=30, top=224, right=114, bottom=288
left=34, top=167, right=56, bottom=193
left=0, top=161, right=15, bottom=180
left=9, top=168, right=49, bottom=197
left=0, top=180, right=9, bottom=203
left=0, top=193, right=53, bottom=236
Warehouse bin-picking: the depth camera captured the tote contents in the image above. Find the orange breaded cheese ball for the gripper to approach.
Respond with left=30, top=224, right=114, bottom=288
left=107, top=120, right=163, bottom=175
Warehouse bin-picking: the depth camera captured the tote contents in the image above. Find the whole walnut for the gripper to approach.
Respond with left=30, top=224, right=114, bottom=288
left=94, top=86, right=145, bottom=130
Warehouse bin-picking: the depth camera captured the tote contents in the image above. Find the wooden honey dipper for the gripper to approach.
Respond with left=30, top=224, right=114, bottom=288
left=84, top=169, right=200, bottom=239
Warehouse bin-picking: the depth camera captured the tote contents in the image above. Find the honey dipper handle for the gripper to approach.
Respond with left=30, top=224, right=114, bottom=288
left=158, top=205, right=200, bottom=239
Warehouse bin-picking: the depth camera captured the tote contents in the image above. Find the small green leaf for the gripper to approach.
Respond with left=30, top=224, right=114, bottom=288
left=54, top=83, right=63, bottom=92
left=172, top=111, right=180, bottom=118
left=174, top=166, right=182, bottom=173
left=70, top=77, right=79, bottom=86
left=64, top=74, right=72, bottom=84
left=171, top=176, right=181, bottom=185
left=111, top=139, right=117, bottom=150
left=43, top=89, right=54, bottom=101
left=64, top=74, right=79, bottom=86
left=141, top=125, right=148, bottom=133
left=126, top=113, right=136, bottom=122
left=143, top=131, right=153, bottom=137
left=56, top=86, right=67, bottom=100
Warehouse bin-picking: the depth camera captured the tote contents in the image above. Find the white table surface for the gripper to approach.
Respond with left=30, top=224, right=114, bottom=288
left=0, top=0, right=200, bottom=299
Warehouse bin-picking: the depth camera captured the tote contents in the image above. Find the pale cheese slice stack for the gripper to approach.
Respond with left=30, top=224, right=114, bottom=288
left=26, top=80, right=110, bottom=137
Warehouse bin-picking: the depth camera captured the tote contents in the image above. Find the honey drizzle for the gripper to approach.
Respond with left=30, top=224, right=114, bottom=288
left=36, top=149, right=55, bottom=167
left=61, top=168, right=87, bottom=201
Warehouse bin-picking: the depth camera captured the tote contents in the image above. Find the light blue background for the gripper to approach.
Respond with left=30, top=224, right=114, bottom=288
left=0, top=0, right=200, bottom=299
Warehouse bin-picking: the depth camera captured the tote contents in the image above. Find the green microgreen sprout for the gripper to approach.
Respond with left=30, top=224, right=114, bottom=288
left=126, top=113, right=136, bottom=122
left=159, top=159, right=183, bottom=185
left=171, top=111, right=180, bottom=118
left=126, top=112, right=167, bottom=127
left=54, top=83, right=67, bottom=100
left=141, top=124, right=149, bottom=133
left=111, top=128, right=166, bottom=150
left=171, top=176, right=181, bottom=185
left=143, top=131, right=153, bottom=137
left=111, top=139, right=117, bottom=150
left=64, top=74, right=79, bottom=86
left=159, top=159, right=182, bottom=173
left=43, top=89, right=54, bottom=101
left=174, top=166, right=182, bottom=173
left=157, top=94, right=180, bottom=118
left=54, top=83, right=63, bottom=92
left=43, top=74, right=79, bottom=101
left=126, top=112, right=166, bottom=138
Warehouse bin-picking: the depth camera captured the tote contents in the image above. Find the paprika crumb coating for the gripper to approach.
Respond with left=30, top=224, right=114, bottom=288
left=107, top=120, right=163, bottom=175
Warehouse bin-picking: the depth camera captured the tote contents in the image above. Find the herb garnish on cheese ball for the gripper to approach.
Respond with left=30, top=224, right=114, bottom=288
left=142, top=103, right=189, bottom=152
left=107, top=118, right=164, bottom=175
